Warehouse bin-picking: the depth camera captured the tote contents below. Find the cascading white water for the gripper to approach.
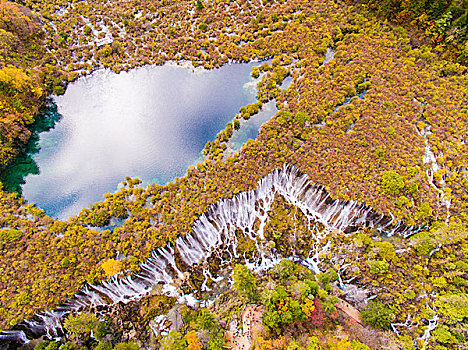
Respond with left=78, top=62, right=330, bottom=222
left=0, top=164, right=419, bottom=346
left=419, top=125, right=451, bottom=222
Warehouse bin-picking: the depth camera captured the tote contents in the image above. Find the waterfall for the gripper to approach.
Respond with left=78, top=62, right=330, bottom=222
left=419, top=125, right=451, bottom=222
left=0, top=164, right=421, bottom=347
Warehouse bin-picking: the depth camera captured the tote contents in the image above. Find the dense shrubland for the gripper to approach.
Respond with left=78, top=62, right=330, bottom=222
left=0, top=0, right=467, bottom=348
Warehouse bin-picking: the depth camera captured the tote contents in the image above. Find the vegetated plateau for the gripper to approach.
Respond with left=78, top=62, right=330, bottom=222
left=1, top=0, right=468, bottom=349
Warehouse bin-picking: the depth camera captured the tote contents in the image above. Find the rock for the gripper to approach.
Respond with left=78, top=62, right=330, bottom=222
left=229, top=320, right=238, bottom=332
left=342, top=283, right=369, bottom=309
left=150, top=284, right=163, bottom=296
left=167, top=305, right=184, bottom=332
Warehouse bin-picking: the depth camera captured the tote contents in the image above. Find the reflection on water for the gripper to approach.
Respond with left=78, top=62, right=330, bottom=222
left=12, top=62, right=269, bottom=219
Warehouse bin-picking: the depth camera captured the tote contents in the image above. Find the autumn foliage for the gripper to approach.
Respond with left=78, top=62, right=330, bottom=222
left=0, top=1, right=467, bottom=348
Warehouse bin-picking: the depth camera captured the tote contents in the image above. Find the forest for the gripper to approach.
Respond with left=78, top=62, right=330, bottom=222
left=350, top=0, right=468, bottom=63
left=0, top=0, right=468, bottom=349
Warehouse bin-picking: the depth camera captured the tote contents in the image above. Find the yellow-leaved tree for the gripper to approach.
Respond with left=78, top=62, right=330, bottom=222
left=186, top=330, right=202, bottom=350
left=101, top=258, right=122, bottom=277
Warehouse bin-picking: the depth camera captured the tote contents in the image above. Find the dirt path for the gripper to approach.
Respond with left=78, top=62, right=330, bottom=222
left=336, top=298, right=361, bottom=324
left=231, top=305, right=264, bottom=350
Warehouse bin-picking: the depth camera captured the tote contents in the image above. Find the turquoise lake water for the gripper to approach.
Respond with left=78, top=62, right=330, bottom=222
left=1, top=62, right=277, bottom=219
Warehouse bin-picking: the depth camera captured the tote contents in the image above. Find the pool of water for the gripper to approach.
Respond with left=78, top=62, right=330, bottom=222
left=3, top=62, right=274, bottom=219
left=226, top=100, right=278, bottom=156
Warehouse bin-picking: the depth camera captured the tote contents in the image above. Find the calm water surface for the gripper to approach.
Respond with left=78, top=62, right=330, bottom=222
left=226, top=100, right=277, bottom=156
left=15, top=62, right=274, bottom=219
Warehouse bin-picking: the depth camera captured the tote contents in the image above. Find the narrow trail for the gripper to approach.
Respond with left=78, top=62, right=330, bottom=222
left=231, top=305, right=264, bottom=350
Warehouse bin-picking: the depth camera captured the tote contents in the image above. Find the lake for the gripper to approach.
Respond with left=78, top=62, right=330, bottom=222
left=2, top=62, right=277, bottom=219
